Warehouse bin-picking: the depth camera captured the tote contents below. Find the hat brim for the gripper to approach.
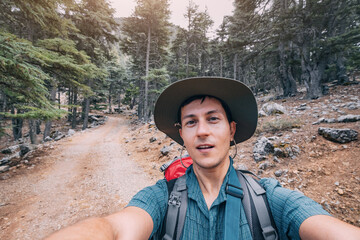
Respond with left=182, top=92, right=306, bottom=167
left=154, top=77, right=258, bottom=146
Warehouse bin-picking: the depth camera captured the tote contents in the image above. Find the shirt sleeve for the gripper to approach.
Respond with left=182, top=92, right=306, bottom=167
left=127, top=179, right=168, bottom=238
left=260, top=178, right=331, bottom=240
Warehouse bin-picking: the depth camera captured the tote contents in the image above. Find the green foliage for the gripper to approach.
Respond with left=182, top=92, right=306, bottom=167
left=123, top=82, right=139, bottom=106
left=168, top=2, right=213, bottom=79
left=0, top=31, right=68, bottom=120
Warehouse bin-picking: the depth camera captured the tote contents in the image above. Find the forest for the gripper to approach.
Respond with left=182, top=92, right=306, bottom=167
left=0, top=0, right=359, bottom=144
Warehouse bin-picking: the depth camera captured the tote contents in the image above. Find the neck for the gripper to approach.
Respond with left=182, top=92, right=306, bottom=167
left=193, top=157, right=230, bottom=209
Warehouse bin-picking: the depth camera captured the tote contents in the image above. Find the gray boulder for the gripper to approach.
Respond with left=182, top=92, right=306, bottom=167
left=296, top=103, right=310, bottom=111
left=149, top=137, right=157, bottom=143
left=337, top=114, right=360, bottom=123
left=261, top=102, right=286, bottom=115
left=160, top=145, right=171, bottom=156
left=318, top=127, right=358, bottom=143
left=274, top=170, right=284, bottom=177
left=44, top=136, right=53, bottom=142
left=253, top=137, right=274, bottom=162
left=0, top=165, right=10, bottom=173
left=1, top=145, right=19, bottom=154
left=258, top=110, right=267, bottom=117
left=0, top=152, right=20, bottom=166
left=20, top=144, right=32, bottom=157
left=67, top=129, right=76, bottom=136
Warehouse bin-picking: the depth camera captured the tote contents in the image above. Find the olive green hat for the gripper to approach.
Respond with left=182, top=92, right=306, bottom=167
left=154, top=77, right=258, bottom=146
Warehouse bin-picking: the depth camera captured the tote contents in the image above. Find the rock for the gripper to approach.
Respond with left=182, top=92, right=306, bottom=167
left=44, top=136, right=53, bottom=142
left=54, top=133, right=65, bottom=141
left=1, top=145, right=19, bottom=154
left=258, top=110, right=267, bottom=117
left=273, top=156, right=280, bottom=163
left=274, top=148, right=286, bottom=157
left=253, top=153, right=267, bottom=162
left=337, top=114, right=360, bottom=123
left=259, top=161, right=269, bottom=170
left=261, top=102, right=286, bottom=115
left=344, top=102, right=359, bottom=110
left=149, top=137, right=157, bottom=143
left=20, top=144, right=32, bottom=157
left=0, top=156, right=11, bottom=166
left=0, top=165, right=10, bottom=173
left=253, top=137, right=274, bottom=162
left=274, top=169, right=284, bottom=177
left=236, top=164, right=248, bottom=171
left=318, top=127, right=358, bottom=143
left=292, top=145, right=301, bottom=155
left=337, top=189, right=344, bottom=195
left=160, top=146, right=171, bottom=156
left=148, top=121, right=156, bottom=128
left=67, top=129, right=76, bottom=136
left=322, top=85, right=330, bottom=95
left=297, top=103, right=310, bottom=111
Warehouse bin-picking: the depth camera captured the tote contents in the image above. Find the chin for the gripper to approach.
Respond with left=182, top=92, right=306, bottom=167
left=193, top=156, right=224, bottom=170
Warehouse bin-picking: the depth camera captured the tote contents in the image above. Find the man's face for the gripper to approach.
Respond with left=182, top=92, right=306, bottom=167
left=179, top=97, right=236, bottom=170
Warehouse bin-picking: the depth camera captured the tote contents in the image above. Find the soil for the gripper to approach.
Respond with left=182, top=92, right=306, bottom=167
left=0, top=84, right=359, bottom=239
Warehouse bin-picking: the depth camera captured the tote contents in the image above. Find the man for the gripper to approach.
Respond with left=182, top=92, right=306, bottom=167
left=47, top=77, right=360, bottom=239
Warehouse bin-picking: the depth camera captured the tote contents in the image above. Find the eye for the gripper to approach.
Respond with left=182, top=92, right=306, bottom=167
left=208, top=116, right=220, bottom=123
left=185, top=119, right=196, bottom=127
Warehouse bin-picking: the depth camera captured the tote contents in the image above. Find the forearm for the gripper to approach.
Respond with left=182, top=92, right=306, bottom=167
left=299, top=215, right=360, bottom=240
left=44, top=217, right=115, bottom=240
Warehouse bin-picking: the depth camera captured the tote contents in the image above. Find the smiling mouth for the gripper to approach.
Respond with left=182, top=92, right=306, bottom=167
left=196, top=145, right=214, bottom=150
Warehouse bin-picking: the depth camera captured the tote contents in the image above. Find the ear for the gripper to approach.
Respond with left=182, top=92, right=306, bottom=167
left=179, top=128, right=183, bottom=139
left=230, top=121, right=236, bottom=141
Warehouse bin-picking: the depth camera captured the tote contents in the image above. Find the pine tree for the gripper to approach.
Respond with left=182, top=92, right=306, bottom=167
left=121, top=0, right=171, bottom=121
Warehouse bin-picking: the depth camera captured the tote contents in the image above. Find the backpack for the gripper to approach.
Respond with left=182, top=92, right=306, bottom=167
left=159, top=156, right=278, bottom=240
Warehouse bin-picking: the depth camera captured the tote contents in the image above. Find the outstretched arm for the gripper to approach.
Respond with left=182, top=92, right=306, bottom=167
left=45, top=206, right=153, bottom=240
left=299, top=215, right=360, bottom=240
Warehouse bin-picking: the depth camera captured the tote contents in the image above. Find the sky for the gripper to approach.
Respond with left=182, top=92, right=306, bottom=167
left=109, top=0, right=234, bottom=35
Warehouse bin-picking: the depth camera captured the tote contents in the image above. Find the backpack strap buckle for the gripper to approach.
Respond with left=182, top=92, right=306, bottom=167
left=262, top=226, right=278, bottom=240
left=168, top=192, right=181, bottom=207
left=225, top=183, right=244, bottom=198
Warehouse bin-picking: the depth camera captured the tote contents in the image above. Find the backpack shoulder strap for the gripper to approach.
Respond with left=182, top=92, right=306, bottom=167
left=162, top=175, right=187, bottom=240
left=237, top=170, right=278, bottom=240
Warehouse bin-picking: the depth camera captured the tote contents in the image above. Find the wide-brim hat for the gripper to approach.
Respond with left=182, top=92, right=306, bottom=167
left=154, top=77, right=258, bottom=146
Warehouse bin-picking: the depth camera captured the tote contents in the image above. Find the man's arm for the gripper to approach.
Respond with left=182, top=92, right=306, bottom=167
left=45, top=206, right=153, bottom=240
left=299, top=215, right=360, bottom=240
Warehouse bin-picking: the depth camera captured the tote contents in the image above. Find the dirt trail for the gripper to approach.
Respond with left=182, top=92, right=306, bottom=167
left=0, top=116, right=154, bottom=240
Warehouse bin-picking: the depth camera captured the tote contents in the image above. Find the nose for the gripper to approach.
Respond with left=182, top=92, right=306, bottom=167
left=196, top=118, right=210, bottom=137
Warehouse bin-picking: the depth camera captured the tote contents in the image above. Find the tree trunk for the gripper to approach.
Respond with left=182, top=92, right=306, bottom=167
left=186, top=50, right=189, bottom=78
left=82, top=80, right=92, bottom=130
left=58, top=87, right=61, bottom=109
left=336, top=53, right=349, bottom=84
left=108, top=82, right=113, bottom=113
left=43, top=85, right=57, bottom=140
left=36, top=120, right=41, bottom=134
left=233, top=53, right=238, bottom=80
left=67, top=87, right=72, bottom=122
left=301, top=43, right=325, bottom=99
left=29, top=119, right=37, bottom=144
left=11, top=108, right=23, bottom=140
left=118, top=92, right=121, bottom=113
left=279, top=40, right=297, bottom=97
left=72, top=89, right=78, bottom=129
left=144, top=25, right=151, bottom=121
left=220, top=53, right=223, bottom=77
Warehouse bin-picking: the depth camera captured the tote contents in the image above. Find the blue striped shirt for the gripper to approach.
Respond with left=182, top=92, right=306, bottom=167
left=128, top=164, right=330, bottom=239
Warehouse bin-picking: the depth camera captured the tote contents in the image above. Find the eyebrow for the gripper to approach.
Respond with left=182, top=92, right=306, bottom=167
left=182, top=109, right=222, bottom=120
